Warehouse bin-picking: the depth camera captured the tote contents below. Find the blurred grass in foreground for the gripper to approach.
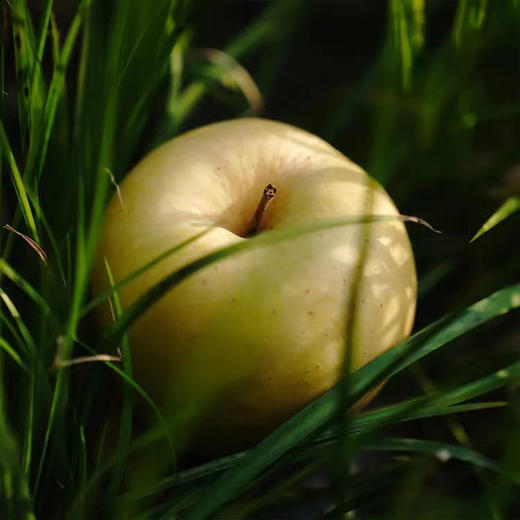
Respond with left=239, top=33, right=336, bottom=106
left=1, top=0, right=519, bottom=518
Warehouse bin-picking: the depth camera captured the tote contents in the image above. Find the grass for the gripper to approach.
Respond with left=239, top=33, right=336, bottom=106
left=1, top=0, right=519, bottom=518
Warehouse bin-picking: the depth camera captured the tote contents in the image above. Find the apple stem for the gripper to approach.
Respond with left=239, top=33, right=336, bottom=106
left=245, top=184, right=277, bottom=237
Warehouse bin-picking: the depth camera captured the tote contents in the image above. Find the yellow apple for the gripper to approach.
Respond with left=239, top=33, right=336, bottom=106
left=92, top=118, right=416, bottom=454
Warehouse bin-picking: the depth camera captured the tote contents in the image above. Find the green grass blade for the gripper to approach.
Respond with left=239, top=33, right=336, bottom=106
left=0, top=310, right=27, bottom=358
left=73, top=0, right=90, bottom=140
left=0, top=258, right=55, bottom=320
left=97, top=215, right=421, bottom=352
left=33, top=0, right=53, bottom=68
left=104, top=260, right=133, bottom=500
left=351, top=400, right=509, bottom=438
left=471, top=197, right=520, bottom=242
left=22, top=0, right=52, bottom=191
left=33, top=0, right=86, bottom=184
left=34, top=175, right=88, bottom=494
left=0, top=289, right=36, bottom=357
left=75, top=339, right=176, bottom=463
left=160, top=0, right=309, bottom=136
left=22, top=364, right=35, bottom=476
left=0, top=336, right=28, bottom=373
left=156, top=379, right=515, bottom=504
left=150, top=396, right=509, bottom=515
left=453, top=0, right=488, bottom=49
left=65, top=338, right=177, bottom=519
left=81, top=227, right=211, bottom=318
left=123, top=342, right=518, bottom=510
left=333, top=360, right=520, bottom=441
left=361, top=437, right=519, bottom=484
left=390, top=0, right=413, bottom=91
left=182, top=283, right=520, bottom=519
left=0, top=282, right=44, bottom=483
left=138, top=399, right=507, bottom=506
left=120, top=452, right=247, bottom=505
left=33, top=0, right=150, bottom=478
left=0, top=361, right=35, bottom=519
left=99, top=0, right=180, bottom=163
left=9, top=0, right=37, bottom=152
left=0, top=120, right=39, bottom=240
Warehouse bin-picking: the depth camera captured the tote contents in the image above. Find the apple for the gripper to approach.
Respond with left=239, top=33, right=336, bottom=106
left=92, top=118, right=417, bottom=454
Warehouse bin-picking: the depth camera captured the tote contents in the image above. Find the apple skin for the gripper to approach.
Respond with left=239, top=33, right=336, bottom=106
left=92, top=118, right=416, bottom=454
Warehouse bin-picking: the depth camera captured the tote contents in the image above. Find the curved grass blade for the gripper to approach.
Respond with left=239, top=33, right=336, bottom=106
left=321, top=357, right=520, bottom=442
left=152, top=370, right=515, bottom=507
left=308, top=436, right=518, bottom=520
left=115, top=0, right=173, bottom=89
left=33, top=175, right=88, bottom=494
left=81, top=227, right=211, bottom=318
left=33, top=0, right=53, bottom=68
left=97, top=215, right=422, bottom=352
left=0, top=119, right=39, bottom=241
left=2, top=224, right=46, bottom=262
left=159, top=0, right=310, bottom=136
left=0, top=289, right=38, bottom=479
left=120, top=452, right=247, bottom=506
left=0, top=289, right=36, bottom=357
left=471, top=196, right=520, bottom=243
left=33, top=0, right=87, bottom=184
left=120, top=401, right=503, bottom=508
left=0, top=310, right=27, bottom=358
left=153, top=396, right=509, bottom=517
left=191, top=48, right=263, bottom=115
left=361, top=437, right=520, bottom=485
left=9, top=0, right=37, bottom=153
left=66, top=373, right=176, bottom=518
left=183, top=283, right=520, bottom=519
left=0, top=258, right=53, bottom=319
left=104, top=260, right=133, bottom=500
left=66, top=337, right=177, bottom=519
left=350, top=400, right=509, bottom=438
left=119, top=0, right=183, bottom=154
left=77, top=352, right=176, bottom=461
left=0, top=336, right=28, bottom=373
left=216, top=460, right=322, bottom=520
left=220, top=435, right=517, bottom=520
left=22, top=365, right=35, bottom=475
left=21, top=0, right=52, bottom=189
